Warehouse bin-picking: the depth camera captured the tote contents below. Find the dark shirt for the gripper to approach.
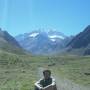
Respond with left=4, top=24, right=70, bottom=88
left=40, top=78, right=52, bottom=87
left=35, top=77, right=56, bottom=90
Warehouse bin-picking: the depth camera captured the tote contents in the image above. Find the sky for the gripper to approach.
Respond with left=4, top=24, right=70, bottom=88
left=0, top=0, right=90, bottom=36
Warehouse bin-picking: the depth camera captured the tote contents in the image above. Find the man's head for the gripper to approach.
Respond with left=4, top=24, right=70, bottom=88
left=43, top=70, right=51, bottom=79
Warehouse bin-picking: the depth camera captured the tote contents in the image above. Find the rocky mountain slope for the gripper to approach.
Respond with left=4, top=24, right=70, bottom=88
left=67, top=25, right=90, bottom=55
left=15, top=30, right=72, bottom=55
left=0, top=28, right=25, bottom=54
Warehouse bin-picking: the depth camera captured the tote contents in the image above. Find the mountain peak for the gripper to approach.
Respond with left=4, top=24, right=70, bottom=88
left=67, top=25, right=90, bottom=48
left=29, top=32, right=39, bottom=38
left=83, top=25, right=90, bottom=33
left=15, top=30, right=69, bottom=55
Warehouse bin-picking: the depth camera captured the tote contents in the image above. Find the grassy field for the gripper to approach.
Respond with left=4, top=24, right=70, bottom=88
left=48, top=55, right=90, bottom=86
left=0, top=50, right=90, bottom=90
left=0, top=50, right=50, bottom=90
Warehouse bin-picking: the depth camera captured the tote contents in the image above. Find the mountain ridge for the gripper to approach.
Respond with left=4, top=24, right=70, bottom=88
left=0, top=28, right=25, bottom=54
left=66, top=25, right=90, bottom=55
left=15, top=30, right=72, bottom=55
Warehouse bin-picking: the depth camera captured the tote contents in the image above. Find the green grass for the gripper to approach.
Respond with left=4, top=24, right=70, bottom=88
left=49, top=55, right=90, bottom=86
left=0, top=68, right=36, bottom=90
left=0, top=50, right=37, bottom=90
left=0, top=50, right=51, bottom=90
left=0, top=50, right=90, bottom=89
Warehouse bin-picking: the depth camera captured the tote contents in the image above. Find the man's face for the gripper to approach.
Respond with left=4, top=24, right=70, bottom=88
left=44, top=71, right=51, bottom=79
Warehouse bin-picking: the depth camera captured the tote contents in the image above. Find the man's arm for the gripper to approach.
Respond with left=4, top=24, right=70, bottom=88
left=51, top=78, right=56, bottom=86
left=51, top=78, right=57, bottom=90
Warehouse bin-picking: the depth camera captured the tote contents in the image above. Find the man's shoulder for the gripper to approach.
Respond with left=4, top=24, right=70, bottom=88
left=36, top=78, right=44, bottom=84
left=51, top=77, right=56, bottom=81
left=35, top=77, right=56, bottom=84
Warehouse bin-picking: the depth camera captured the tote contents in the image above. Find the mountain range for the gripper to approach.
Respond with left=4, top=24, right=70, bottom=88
left=15, top=30, right=73, bottom=55
left=1, top=25, right=90, bottom=55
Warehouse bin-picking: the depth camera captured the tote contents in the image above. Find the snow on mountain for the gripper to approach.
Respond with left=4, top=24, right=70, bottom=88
left=50, top=38, right=56, bottom=42
left=15, top=30, right=71, bottom=55
left=29, top=32, right=39, bottom=37
left=48, top=35, right=65, bottom=39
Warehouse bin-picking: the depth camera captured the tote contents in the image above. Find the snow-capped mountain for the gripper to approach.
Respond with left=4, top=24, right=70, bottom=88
left=29, top=32, right=39, bottom=37
left=48, top=31, right=66, bottom=42
left=15, top=30, right=71, bottom=55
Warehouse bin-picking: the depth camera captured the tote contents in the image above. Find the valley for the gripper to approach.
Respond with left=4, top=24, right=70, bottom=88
left=0, top=26, right=90, bottom=90
left=0, top=0, right=90, bottom=89
left=0, top=50, right=90, bottom=90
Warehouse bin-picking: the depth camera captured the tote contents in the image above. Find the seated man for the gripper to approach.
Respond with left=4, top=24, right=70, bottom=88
left=35, top=70, right=57, bottom=90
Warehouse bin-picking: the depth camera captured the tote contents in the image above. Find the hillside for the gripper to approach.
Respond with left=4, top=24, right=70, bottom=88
left=0, top=50, right=90, bottom=90
left=0, top=28, right=90, bottom=90
left=0, top=28, right=25, bottom=54
left=67, top=25, right=90, bottom=55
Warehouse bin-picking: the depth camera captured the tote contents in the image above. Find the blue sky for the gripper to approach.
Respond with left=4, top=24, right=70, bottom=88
left=0, top=0, right=90, bottom=36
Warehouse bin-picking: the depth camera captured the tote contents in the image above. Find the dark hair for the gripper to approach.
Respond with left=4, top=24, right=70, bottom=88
left=43, top=70, right=51, bottom=75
